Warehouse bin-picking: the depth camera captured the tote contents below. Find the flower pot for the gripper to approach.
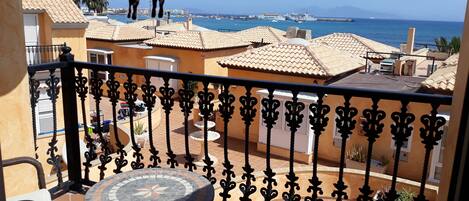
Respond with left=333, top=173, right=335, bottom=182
left=135, top=132, right=148, bottom=148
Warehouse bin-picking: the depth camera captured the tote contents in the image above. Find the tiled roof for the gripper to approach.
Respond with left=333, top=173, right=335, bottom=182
left=442, top=53, right=459, bottom=66
left=154, top=22, right=211, bottom=32
left=86, top=25, right=156, bottom=41
left=144, top=31, right=251, bottom=50
left=231, top=26, right=287, bottom=44
left=22, top=0, right=88, bottom=24
left=128, top=18, right=170, bottom=28
left=87, top=19, right=109, bottom=30
left=218, top=39, right=365, bottom=77
left=313, top=33, right=399, bottom=59
left=421, top=64, right=457, bottom=94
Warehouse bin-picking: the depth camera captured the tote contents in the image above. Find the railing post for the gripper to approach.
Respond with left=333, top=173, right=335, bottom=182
left=59, top=46, right=82, bottom=191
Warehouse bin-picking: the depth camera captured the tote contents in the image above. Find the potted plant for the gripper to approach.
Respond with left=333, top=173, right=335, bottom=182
left=346, top=144, right=388, bottom=174
left=134, top=121, right=148, bottom=148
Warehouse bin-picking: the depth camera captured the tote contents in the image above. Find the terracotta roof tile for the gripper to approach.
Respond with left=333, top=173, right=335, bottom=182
left=153, top=22, right=211, bottom=32
left=422, top=64, right=457, bottom=93
left=144, top=31, right=251, bottom=50
left=86, top=25, right=156, bottom=41
left=231, top=26, right=287, bottom=44
left=22, top=0, right=88, bottom=24
left=87, top=19, right=109, bottom=30
left=313, top=33, right=399, bottom=59
left=128, top=18, right=169, bottom=28
left=218, top=39, right=365, bottom=77
left=442, top=53, right=459, bottom=66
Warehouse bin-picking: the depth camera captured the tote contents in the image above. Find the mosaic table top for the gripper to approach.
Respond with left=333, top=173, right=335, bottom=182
left=85, top=168, right=214, bottom=201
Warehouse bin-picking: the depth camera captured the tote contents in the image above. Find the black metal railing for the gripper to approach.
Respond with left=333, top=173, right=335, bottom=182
left=25, top=43, right=66, bottom=66
left=23, top=47, right=454, bottom=200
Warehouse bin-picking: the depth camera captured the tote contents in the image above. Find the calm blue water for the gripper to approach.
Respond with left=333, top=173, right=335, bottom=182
left=109, top=15, right=463, bottom=47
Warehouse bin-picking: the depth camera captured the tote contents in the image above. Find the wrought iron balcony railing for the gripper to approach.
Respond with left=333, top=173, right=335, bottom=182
left=20, top=47, right=454, bottom=201
left=25, top=43, right=66, bottom=66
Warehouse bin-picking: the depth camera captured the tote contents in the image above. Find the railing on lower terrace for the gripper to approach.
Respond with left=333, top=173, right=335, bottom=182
left=22, top=47, right=453, bottom=201
left=25, top=43, right=66, bottom=66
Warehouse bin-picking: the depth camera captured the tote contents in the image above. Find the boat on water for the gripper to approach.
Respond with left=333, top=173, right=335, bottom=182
left=272, top=20, right=278, bottom=22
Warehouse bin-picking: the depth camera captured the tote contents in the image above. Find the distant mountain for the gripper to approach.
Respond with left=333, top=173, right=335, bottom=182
left=296, top=6, right=401, bottom=19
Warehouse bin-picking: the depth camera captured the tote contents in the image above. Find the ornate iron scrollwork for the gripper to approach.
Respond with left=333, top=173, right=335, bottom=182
left=305, top=93, right=330, bottom=201
left=332, top=95, right=358, bottom=201
left=106, top=72, right=128, bottom=174
left=218, top=84, right=236, bottom=200
left=159, top=77, right=178, bottom=168
left=142, top=75, right=161, bottom=168
left=239, top=86, right=258, bottom=201
left=178, top=80, right=196, bottom=171
left=198, top=82, right=216, bottom=184
left=260, top=88, right=280, bottom=201
left=124, top=73, right=145, bottom=170
left=75, top=68, right=96, bottom=182
left=415, top=103, right=446, bottom=201
left=28, top=71, right=40, bottom=159
left=45, top=68, right=63, bottom=187
left=358, top=98, right=386, bottom=201
left=282, top=91, right=304, bottom=201
left=386, top=100, right=415, bottom=201
left=90, top=69, right=112, bottom=180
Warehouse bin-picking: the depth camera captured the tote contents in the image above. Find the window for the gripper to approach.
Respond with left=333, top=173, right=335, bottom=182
left=87, top=49, right=113, bottom=81
left=429, top=114, right=450, bottom=182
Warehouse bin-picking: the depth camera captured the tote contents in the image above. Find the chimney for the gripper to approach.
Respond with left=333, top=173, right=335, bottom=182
left=406, top=27, right=416, bottom=54
left=186, top=17, right=193, bottom=31
left=297, top=29, right=312, bottom=40
left=286, top=27, right=299, bottom=38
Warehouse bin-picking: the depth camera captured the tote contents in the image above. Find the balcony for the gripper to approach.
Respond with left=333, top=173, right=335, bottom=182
left=2, top=47, right=456, bottom=201
left=25, top=44, right=66, bottom=66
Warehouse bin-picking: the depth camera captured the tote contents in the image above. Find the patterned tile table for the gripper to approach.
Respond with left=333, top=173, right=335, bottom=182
left=85, top=168, right=214, bottom=201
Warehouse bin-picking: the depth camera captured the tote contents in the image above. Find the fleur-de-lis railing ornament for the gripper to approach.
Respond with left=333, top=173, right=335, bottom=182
left=218, top=84, right=237, bottom=200
left=159, top=77, right=178, bottom=168
left=358, top=98, right=386, bottom=201
left=239, top=86, right=258, bottom=201
left=28, top=71, right=40, bottom=159
left=45, top=68, right=63, bottom=187
left=260, top=89, right=280, bottom=201
left=178, top=80, right=196, bottom=172
left=106, top=72, right=128, bottom=174
left=75, top=68, right=96, bottom=182
left=332, top=95, right=358, bottom=201
left=90, top=70, right=112, bottom=180
left=124, top=73, right=145, bottom=170
left=415, top=103, right=446, bottom=201
left=305, top=93, right=330, bottom=201
left=386, top=100, right=415, bottom=201
left=141, top=75, right=161, bottom=168
left=198, top=81, right=216, bottom=184
left=282, top=91, right=304, bottom=201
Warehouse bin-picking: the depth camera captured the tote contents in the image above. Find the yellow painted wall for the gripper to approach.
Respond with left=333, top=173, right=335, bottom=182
left=0, top=0, right=38, bottom=197
left=51, top=29, right=87, bottom=61
left=36, top=11, right=87, bottom=61
left=202, top=48, right=247, bottom=76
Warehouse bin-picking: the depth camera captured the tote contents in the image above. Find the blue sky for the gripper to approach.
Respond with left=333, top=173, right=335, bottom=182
left=109, top=0, right=467, bottom=22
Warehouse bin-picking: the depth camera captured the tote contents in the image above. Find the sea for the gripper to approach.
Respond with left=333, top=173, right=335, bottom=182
left=109, top=15, right=464, bottom=48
